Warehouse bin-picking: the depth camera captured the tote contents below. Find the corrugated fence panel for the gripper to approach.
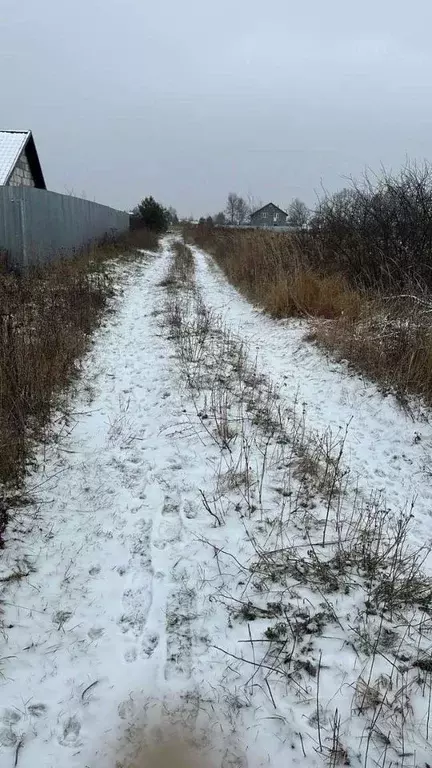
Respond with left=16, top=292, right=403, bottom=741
left=0, top=187, right=129, bottom=268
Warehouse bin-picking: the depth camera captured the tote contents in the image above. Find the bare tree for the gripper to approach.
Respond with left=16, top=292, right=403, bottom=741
left=167, top=206, right=179, bottom=225
left=225, top=193, right=250, bottom=225
left=226, top=193, right=238, bottom=225
left=247, top=194, right=264, bottom=214
left=287, top=198, right=309, bottom=228
left=235, top=196, right=249, bottom=225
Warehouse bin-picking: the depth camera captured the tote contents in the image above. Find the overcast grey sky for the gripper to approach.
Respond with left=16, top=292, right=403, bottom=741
left=1, top=0, right=432, bottom=216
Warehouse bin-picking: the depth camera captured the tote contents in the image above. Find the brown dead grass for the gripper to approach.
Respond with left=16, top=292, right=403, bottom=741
left=188, top=227, right=363, bottom=320
left=312, top=302, right=432, bottom=404
left=121, top=227, right=160, bottom=252
left=187, top=225, right=432, bottom=405
left=263, top=272, right=362, bottom=320
left=0, top=233, right=157, bottom=492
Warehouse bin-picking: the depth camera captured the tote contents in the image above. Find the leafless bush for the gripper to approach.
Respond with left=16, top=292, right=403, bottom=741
left=311, top=161, right=432, bottom=292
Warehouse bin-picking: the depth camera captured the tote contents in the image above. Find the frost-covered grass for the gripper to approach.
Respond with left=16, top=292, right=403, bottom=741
left=164, top=237, right=432, bottom=767
left=308, top=299, right=432, bottom=408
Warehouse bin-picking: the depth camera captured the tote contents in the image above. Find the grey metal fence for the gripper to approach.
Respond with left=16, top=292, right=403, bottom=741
left=0, top=186, right=129, bottom=269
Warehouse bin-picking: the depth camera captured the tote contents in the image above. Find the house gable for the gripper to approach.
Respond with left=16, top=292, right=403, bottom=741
left=0, top=130, right=46, bottom=189
left=250, top=202, right=287, bottom=226
left=8, top=148, right=35, bottom=187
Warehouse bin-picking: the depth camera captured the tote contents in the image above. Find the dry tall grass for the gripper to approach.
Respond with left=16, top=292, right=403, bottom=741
left=188, top=225, right=432, bottom=405
left=0, top=230, right=158, bottom=499
left=189, top=227, right=362, bottom=319
left=121, top=227, right=160, bottom=252
left=313, top=298, right=432, bottom=404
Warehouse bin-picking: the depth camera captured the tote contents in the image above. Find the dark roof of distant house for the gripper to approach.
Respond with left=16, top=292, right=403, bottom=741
left=250, top=202, right=287, bottom=217
left=0, top=130, right=46, bottom=189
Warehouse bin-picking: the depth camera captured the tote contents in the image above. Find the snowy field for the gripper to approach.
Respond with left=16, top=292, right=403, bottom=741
left=1, top=237, right=432, bottom=768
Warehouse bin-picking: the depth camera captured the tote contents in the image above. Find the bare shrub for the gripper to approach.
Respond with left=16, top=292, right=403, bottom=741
left=311, top=162, right=432, bottom=292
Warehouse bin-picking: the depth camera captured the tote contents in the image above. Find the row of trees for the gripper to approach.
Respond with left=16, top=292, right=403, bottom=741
left=128, top=197, right=310, bottom=231
left=129, top=193, right=311, bottom=232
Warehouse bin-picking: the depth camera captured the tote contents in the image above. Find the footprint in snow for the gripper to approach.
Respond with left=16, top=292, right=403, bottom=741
left=162, top=498, right=180, bottom=516
left=0, top=709, right=21, bottom=726
left=155, top=570, right=166, bottom=582
left=128, top=455, right=142, bottom=466
left=118, top=586, right=152, bottom=637
left=0, top=727, right=18, bottom=747
left=183, top=500, right=197, bottom=519
left=57, top=715, right=82, bottom=747
left=28, top=703, right=48, bottom=718
left=141, top=632, right=159, bottom=658
left=124, top=647, right=138, bottom=663
left=165, top=588, right=196, bottom=681
left=0, top=709, right=21, bottom=746
left=88, top=626, right=104, bottom=640
left=130, top=519, right=153, bottom=564
left=118, top=699, right=135, bottom=721
left=153, top=518, right=182, bottom=550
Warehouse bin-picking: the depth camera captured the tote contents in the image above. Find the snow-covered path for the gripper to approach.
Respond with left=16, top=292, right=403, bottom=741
left=193, top=246, right=432, bottom=550
left=2, top=238, right=432, bottom=768
left=0, top=247, right=226, bottom=768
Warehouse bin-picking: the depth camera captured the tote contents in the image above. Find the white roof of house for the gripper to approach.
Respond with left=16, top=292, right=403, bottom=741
left=0, top=130, right=30, bottom=184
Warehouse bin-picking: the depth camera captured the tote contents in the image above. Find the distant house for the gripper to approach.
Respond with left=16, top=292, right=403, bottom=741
left=250, top=202, right=287, bottom=228
left=0, top=130, right=46, bottom=189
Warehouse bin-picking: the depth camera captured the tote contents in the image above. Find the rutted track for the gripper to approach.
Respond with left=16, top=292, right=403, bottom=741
left=2, top=236, right=432, bottom=768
